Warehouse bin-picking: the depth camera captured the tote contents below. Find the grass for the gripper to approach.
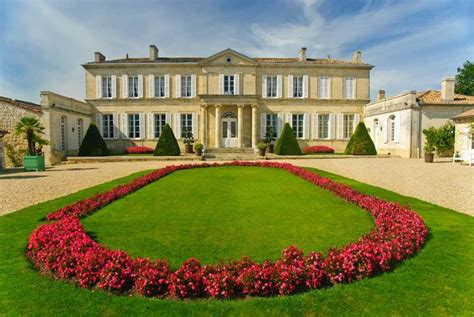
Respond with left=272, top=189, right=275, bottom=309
left=0, top=166, right=473, bottom=316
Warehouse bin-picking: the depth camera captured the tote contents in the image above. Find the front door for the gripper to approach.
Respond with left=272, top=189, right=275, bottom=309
left=222, top=112, right=237, bottom=147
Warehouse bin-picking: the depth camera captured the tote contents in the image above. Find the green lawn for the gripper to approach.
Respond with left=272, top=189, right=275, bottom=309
left=0, top=166, right=473, bottom=316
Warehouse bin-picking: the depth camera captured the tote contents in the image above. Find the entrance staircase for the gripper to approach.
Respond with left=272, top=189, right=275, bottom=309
left=202, top=147, right=258, bottom=161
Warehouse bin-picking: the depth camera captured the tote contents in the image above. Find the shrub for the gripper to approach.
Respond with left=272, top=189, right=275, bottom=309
left=194, top=143, right=203, bottom=151
left=274, top=123, right=302, bottom=155
left=154, top=124, right=180, bottom=156
left=78, top=124, right=109, bottom=156
left=344, top=122, right=377, bottom=155
left=124, top=146, right=154, bottom=155
left=423, top=127, right=437, bottom=153
left=435, top=122, right=455, bottom=154
left=304, top=145, right=335, bottom=154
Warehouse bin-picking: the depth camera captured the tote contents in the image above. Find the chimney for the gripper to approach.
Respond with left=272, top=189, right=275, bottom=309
left=441, top=77, right=455, bottom=102
left=299, top=47, right=307, bottom=61
left=377, top=90, right=386, bottom=101
left=149, top=45, right=159, bottom=61
left=352, top=51, right=361, bottom=63
left=94, top=52, right=106, bottom=62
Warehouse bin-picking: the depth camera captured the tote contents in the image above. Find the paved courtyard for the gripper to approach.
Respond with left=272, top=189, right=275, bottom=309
left=0, top=158, right=472, bottom=216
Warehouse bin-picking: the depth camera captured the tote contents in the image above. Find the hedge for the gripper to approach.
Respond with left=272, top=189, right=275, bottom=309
left=344, top=122, right=377, bottom=155
left=154, top=124, right=180, bottom=156
left=275, top=123, right=302, bottom=155
left=78, top=124, right=109, bottom=156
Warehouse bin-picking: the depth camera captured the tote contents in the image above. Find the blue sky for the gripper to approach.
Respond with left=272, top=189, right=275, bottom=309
left=0, top=0, right=473, bottom=103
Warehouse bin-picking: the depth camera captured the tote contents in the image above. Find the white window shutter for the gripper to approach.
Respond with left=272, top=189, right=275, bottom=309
left=95, top=114, right=102, bottom=135
left=394, top=114, right=401, bottom=143
left=121, top=113, right=128, bottom=139
left=191, top=74, right=196, bottom=97
left=260, top=113, right=267, bottom=139
left=234, top=73, right=240, bottom=95
left=175, top=75, right=181, bottom=98
left=147, top=113, right=154, bottom=139
left=312, top=113, right=319, bottom=140
left=122, top=75, right=128, bottom=98
left=149, top=75, right=155, bottom=98
left=352, top=78, right=357, bottom=99
left=303, top=113, right=310, bottom=139
left=165, top=112, right=171, bottom=126
left=344, top=78, right=349, bottom=99
left=138, top=75, right=144, bottom=98
left=287, top=75, right=293, bottom=98
left=96, top=76, right=102, bottom=99
left=164, top=74, right=170, bottom=98
left=192, top=112, right=198, bottom=139
left=277, top=75, right=282, bottom=98
left=219, top=74, right=224, bottom=95
left=174, top=113, right=181, bottom=139
left=328, top=113, right=335, bottom=139
left=277, top=113, right=284, bottom=137
left=262, top=75, right=267, bottom=98
left=138, top=113, right=145, bottom=139
left=111, top=75, right=117, bottom=98
left=303, top=75, right=309, bottom=98
left=337, top=113, right=344, bottom=140
left=318, top=77, right=325, bottom=98
left=327, top=77, right=332, bottom=99
left=112, top=113, right=119, bottom=139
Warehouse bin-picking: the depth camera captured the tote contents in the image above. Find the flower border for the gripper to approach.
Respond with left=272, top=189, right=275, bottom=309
left=26, top=162, right=428, bottom=299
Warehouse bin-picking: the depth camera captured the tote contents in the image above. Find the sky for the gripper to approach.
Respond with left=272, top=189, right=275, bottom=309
left=0, top=0, right=473, bottom=103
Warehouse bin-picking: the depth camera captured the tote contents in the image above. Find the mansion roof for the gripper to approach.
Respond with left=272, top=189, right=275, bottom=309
left=0, top=96, right=42, bottom=114
left=416, top=90, right=474, bottom=105
left=452, top=108, right=474, bottom=120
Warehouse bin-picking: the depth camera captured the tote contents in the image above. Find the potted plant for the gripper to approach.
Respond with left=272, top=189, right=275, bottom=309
left=257, top=142, right=267, bottom=157
left=183, top=127, right=194, bottom=154
left=194, top=143, right=203, bottom=156
left=15, top=116, right=48, bottom=171
left=264, top=127, right=276, bottom=153
left=423, top=127, right=437, bottom=163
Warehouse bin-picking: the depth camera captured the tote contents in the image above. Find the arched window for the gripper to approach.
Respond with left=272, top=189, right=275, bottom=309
left=60, top=116, right=67, bottom=151
left=77, top=119, right=83, bottom=147
left=222, top=111, right=237, bottom=119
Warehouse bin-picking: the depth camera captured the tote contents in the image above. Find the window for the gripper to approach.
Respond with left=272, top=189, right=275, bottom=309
left=388, top=115, right=396, bottom=142
left=127, top=113, right=141, bottom=139
left=154, top=113, right=166, bottom=138
left=293, top=76, right=303, bottom=98
left=344, top=77, right=355, bottom=99
left=102, top=77, right=112, bottom=98
left=77, top=119, right=83, bottom=147
left=180, top=113, right=193, bottom=138
left=128, top=76, right=139, bottom=98
left=318, top=114, right=330, bottom=139
left=318, top=76, right=330, bottom=99
left=154, top=76, right=165, bottom=97
left=102, top=114, right=114, bottom=139
left=266, top=76, right=277, bottom=97
left=292, top=114, right=304, bottom=139
left=265, top=114, right=278, bottom=138
left=224, top=75, right=234, bottom=95
left=181, top=76, right=192, bottom=97
left=60, top=116, right=66, bottom=151
left=343, top=114, right=355, bottom=139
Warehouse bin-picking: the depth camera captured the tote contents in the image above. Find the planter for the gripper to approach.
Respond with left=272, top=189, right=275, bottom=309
left=267, top=143, right=274, bottom=154
left=195, top=148, right=203, bottom=156
left=258, top=147, right=266, bottom=157
left=24, top=155, right=45, bottom=171
left=424, top=153, right=434, bottom=163
left=184, top=144, right=193, bottom=154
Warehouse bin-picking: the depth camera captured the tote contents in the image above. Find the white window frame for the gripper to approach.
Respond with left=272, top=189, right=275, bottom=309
left=318, top=113, right=330, bottom=139
left=293, top=76, right=303, bottom=98
left=154, top=75, right=165, bottom=98
left=318, top=76, right=330, bottom=99
left=343, top=114, right=355, bottom=139
left=180, top=113, right=193, bottom=138
left=127, top=113, right=141, bottom=139
left=266, top=76, right=278, bottom=98
left=180, top=75, right=192, bottom=98
left=128, top=76, right=139, bottom=98
left=154, top=113, right=167, bottom=138
left=344, top=77, right=356, bottom=99
left=101, top=76, right=112, bottom=98
left=102, top=114, right=115, bottom=139
left=291, top=113, right=305, bottom=139
left=265, top=113, right=279, bottom=138
left=223, top=75, right=235, bottom=95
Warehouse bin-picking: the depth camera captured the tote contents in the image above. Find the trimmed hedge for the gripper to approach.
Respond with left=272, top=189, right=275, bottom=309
left=344, top=122, right=377, bottom=155
left=275, top=123, right=302, bottom=155
left=154, top=124, right=180, bottom=156
left=78, top=124, right=108, bottom=156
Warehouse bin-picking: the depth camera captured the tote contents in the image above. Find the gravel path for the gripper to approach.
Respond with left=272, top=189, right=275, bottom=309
left=1, top=158, right=472, bottom=216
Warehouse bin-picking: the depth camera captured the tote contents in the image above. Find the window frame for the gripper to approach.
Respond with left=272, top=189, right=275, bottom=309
left=265, top=113, right=278, bottom=138
left=223, top=75, right=235, bottom=95
left=266, top=76, right=278, bottom=98
left=343, top=114, right=355, bottom=139
left=181, top=76, right=192, bottom=98
left=344, top=77, right=356, bottom=99
left=180, top=113, right=193, bottom=138
left=60, top=116, right=67, bottom=151
left=102, top=114, right=115, bottom=139
left=77, top=119, right=83, bottom=147
left=128, top=76, right=139, bottom=98
left=293, top=76, right=303, bottom=98
left=127, top=113, right=141, bottom=139
left=154, top=113, right=167, bottom=138
left=101, top=76, right=112, bottom=99
left=154, top=76, right=165, bottom=98
left=291, top=113, right=305, bottom=139
left=318, top=113, right=330, bottom=139
left=318, top=76, right=330, bottom=99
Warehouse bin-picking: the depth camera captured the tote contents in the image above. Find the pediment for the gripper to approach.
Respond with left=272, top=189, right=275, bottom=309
left=200, top=48, right=257, bottom=66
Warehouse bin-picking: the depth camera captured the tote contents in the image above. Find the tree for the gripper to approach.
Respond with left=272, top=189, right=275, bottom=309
left=14, top=116, right=47, bottom=156
left=78, top=124, right=109, bottom=156
left=344, top=122, right=377, bottom=155
left=154, top=124, right=180, bottom=156
left=274, top=123, right=302, bottom=155
left=455, top=60, right=474, bottom=96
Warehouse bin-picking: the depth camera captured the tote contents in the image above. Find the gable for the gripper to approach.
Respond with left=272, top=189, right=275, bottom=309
left=200, top=48, right=257, bottom=66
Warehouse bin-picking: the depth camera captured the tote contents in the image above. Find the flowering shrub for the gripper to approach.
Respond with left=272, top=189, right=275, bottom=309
left=304, top=145, right=335, bottom=154
left=124, top=146, right=154, bottom=155
left=27, top=161, right=428, bottom=299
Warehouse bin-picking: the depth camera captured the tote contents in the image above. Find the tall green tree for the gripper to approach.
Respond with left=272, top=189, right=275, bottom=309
left=14, top=116, right=47, bottom=156
left=455, top=60, right=474, bottom=96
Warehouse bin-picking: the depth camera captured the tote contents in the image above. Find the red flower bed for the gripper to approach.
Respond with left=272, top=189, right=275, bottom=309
left=304, top=145, right=335, bottom=154
left=27, top=162, right=428, bottom=299
left=124, top=146, right=154, bottom=154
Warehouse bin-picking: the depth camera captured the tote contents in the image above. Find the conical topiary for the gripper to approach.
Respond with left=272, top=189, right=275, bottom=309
left=78, top=123, right=109, bottom=156
left=275, top=123, right=302, bottom=155
left=154, top=124, right=180, bottom=156
left=344, top=122, right=377, bottom=155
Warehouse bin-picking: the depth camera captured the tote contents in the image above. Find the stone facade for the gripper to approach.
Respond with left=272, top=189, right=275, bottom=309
left=84, top=47, right=373, bottom=153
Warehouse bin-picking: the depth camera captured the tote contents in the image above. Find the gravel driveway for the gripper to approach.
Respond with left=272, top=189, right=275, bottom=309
left=1, top=158, right=472, bottom=216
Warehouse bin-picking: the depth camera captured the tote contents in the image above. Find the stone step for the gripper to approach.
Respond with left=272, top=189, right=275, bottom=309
left=204, top=147, right=256, bottom=154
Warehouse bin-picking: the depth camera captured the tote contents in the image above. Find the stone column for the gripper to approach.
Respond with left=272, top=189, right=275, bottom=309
left=200, top=104, right=207, bottom=148
left=237, top=104, right=244, bottom=148
left=251, top=104, right=258, bottom=149
left=215, top=105, right=222, bottom=148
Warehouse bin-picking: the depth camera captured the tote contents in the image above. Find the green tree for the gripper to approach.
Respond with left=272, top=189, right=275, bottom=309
left=78, top=124, right=109, bottom=156
left=455, top=60, right=474, bottom=95
left=14, top=116, right=47, bottom=156
left=344, top=122, right=377, bottom=155
left=154, top=124, right=180, bottom=156
left=274, top=123, right=302, bottom=155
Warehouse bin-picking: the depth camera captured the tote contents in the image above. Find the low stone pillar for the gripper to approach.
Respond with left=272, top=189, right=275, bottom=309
left=237, top=104, right=244, bottom=148
left=215, top=105, right=222, bottom=148
left=251, top=105, right=258, bottom=148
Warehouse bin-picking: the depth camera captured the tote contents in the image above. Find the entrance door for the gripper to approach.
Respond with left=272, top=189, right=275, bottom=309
left=222, top=112, right=237, bottom=147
